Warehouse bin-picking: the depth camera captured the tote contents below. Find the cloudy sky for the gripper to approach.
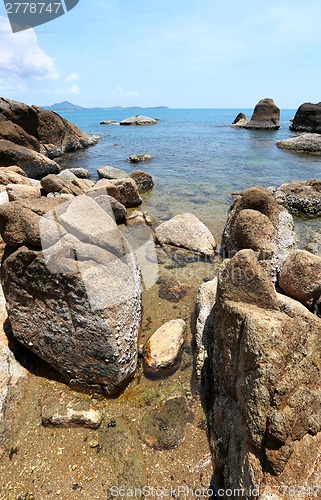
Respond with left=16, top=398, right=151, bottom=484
left=0, top=0, right=321, bottom=108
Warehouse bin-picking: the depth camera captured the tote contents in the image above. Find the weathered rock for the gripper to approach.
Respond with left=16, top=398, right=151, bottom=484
left=279, top=250, right=321, bottom=308
left=0, top=139, right=59, bottom=179
left=0, top=114, right=40, bottom=151
left=97, top=165, right=128, bottom=180
left=231, top=112, right=249, bottom=127
left=41, top=174, right=91, bottom=196
left=98, top=417, right=147, bottom=491
left=203, top=249, right=321, bottom=495
left=155, top=213, right=216, bottom=257
left=222, top=186, right=296, bottom=279
left=129, top=170, right=154, bottom=191
left=276, top=133, right=321, bottom=154
left=195, top=278, right=217, bottom=381
left=0, top=166, right=33, bottom=186
left=0, top=97, right=38, bottom=136
left=66, top=168, right=91, bottom=179
left=274, top=179, right=321, bottom=216
left=91, top=178, right=142, bottom=208
left=1, top=194, right=142, bottom=393
left=290, top=102, right=321, bottom=133
left=127, top=154, right=152, bottom=163
left=234, top=98, right=280, bottom=129
left=143, top=319, right=186, bottom=375
left=158, top=277, right=189, bottom=303
left=139, top=395, right=193, bottom=450
left=120, top=115, right=157, bottom=126
left=100, top=120, right=117, bottom=125
left=42, top=395, right=102, bottom=428
left=6, top=183, right=41, bottom=202
left=126, top=210, right=145, bottom=226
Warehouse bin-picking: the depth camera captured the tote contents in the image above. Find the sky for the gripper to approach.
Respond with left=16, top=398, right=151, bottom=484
left=0, top=0, right=321, bottom=108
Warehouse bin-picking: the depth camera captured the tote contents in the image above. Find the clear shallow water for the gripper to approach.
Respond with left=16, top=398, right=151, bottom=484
left=59, top=108, right=321, bottom=238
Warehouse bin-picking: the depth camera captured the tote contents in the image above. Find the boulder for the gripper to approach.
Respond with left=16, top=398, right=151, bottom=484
left=120, top=115, right=157, bottom=126
left=66, top=168, right=91, bottom=179
left=0, top=166, right=33, bottom=186
left=100, top=120, right=117, bottom=125
left=0, top=97, right=38, bottom=136
left=143, top=319, right=186, bottom=375
left=0, top=197, right=65, bottom=248
left=202, top=249, right=321, bottom=495
left=290, top=102, right=321, bottom=133
left=41, top=174, right=91, bottom=196
left=97, top=165, right=128, bottom=180
left=0, top=139, right=59, bottom=179
left=1, top=194, right=142, bottom=393
left=155, top=213, right=216, bottom=257
left=129, top=170, right=154, bottom=191
left=222, top=186, right=296, bottom=279
left=276, top=133, right=321, bottom=154
left=127, top=154, right=152, bottom=163
left=6, top=183, right=41, bottom=202
left=91, top=178, right=142, bottom=208
left=273, top=179, right=321, bottom=216
left=234, top=98, right=280, bottom=129
left=231, top=112, right=249, bottom=127
left=279, top=250, right=321, bottom=308
left=0, top=114, right=40, bottom=151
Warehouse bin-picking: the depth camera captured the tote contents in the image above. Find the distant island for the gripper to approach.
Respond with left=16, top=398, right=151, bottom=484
left=43, top=101, right=168, bottom=112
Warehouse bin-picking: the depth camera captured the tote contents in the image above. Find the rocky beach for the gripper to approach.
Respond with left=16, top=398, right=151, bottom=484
left=0, top=97, right=321, bottom=499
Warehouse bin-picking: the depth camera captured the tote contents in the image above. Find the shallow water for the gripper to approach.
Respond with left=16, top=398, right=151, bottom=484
left=59, top=108, right=321, bottom=240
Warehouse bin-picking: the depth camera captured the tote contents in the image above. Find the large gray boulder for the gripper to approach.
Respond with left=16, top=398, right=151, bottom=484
left=276, top=133, right=321, bottom=154
left=202, top=249, right=321, bottom=495
left=120, top=115, right=157, bottom=126
left=0, top=194, right=142, bottom=393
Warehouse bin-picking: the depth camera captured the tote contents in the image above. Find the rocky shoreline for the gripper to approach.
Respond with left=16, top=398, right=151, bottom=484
left=0, top=99, right=321, bottom=498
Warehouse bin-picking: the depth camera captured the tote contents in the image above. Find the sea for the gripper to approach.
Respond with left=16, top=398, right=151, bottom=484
left=58, top=108, right=321, bottom=243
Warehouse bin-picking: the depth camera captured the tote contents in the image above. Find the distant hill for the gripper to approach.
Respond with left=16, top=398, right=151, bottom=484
left=43, top=101, right=85, bottom=111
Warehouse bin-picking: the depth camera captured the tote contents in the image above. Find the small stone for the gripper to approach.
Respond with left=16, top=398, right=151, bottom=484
left=42, top=396, right=103, bottom=429
left=89, top=440, right=99, bottom=448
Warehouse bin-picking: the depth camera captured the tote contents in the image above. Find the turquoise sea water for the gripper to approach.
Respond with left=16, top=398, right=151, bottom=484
left=59, top=108, right=321, bottom=238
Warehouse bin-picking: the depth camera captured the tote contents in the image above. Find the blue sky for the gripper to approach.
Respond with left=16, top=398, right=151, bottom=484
left=0, top=0, right=321, bottom=108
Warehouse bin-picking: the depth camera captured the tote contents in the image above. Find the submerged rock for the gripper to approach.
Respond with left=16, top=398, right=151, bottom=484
left=120, top=115, right=157, bottom=126
left=1, top=194, right=142, bottom=393
left=273, top=179, right=321, bottom=216
left=42, top=395, right=102, bottom=429
left=143, top=319, right=186, bottom=376
left=290, top=102, right=321, bottom=133
left=276, top=133, right=321, bottom=154
left=203, top=249, right=321, bottom=494
left=155, top=213, right=216, bottom=257
left=139, top=395, right=193, bottom=450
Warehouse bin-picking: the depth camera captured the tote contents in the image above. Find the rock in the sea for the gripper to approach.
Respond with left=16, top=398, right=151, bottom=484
left=276, top=133, right=321, bottom=154
left=231, top=112, right=249, bottom=127
left=273, top=179, right=321, bottom=216
left=290, top=102, right=321, bottom=133
left=120, top=115, right=157, bottom=126
left=127, top=154, right=152, bottom=163
left=233, top=98, right=280, bottom=129
left=155, top=213, right=216, bottom=257
left=143, top=319, right=186, bottom=376
left=203, top=248, right=321, bottom=494
left=139, top=395, right=193, bottom=450
left=91, top=178, right=142, bottom=208
left=129, top=170, right=154, bottom=191
left=279, top=250, right=321, bottom=308
left=97, top=165, right=128, bottom=180
left=221, top=186, right=296, bottom=278
left=1, top=194, right=142, bottom=393
left=100, top=120, right=117, bottom=125
left=0, top=139, right=59, bottom=179
left=42, top=395, right=102, bottom=429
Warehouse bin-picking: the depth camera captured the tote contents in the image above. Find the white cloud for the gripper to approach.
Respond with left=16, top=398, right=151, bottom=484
left=69, top=84, right=80, bottom=95
left=112, top=85, right=138, bottom=98
left=0, top=16, right=59, bottom=91
left=65, top=73, right=80, bottom=82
